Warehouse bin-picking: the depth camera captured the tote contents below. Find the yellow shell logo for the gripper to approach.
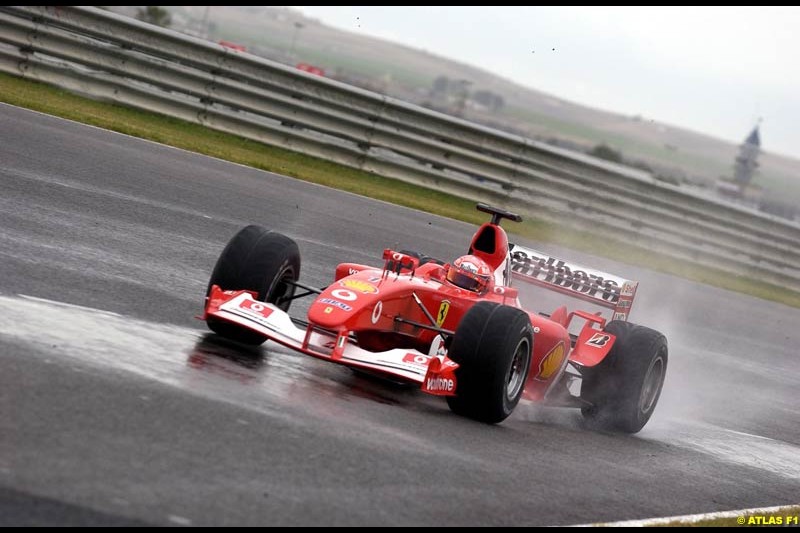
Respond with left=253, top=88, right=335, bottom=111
left=341, top=279, right=378, bottom=294
left=536, top=343, right=565, bottom=381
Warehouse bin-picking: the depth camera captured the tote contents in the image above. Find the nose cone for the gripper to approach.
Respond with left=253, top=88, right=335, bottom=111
left=308, top=277, right=382, bottom=329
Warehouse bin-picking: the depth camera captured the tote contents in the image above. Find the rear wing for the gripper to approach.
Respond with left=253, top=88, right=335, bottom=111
left=509, top=244, right=637, bottom=321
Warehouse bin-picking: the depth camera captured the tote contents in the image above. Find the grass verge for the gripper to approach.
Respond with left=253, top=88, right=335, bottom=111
left=2, top=72, right=799, bottom=308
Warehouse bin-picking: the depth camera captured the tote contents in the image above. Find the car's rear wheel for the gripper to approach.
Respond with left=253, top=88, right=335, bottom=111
left=206, top=225, right=300, bottom=345
left=446, top=302, right=533, bottom=423
left=580, top=321, right=668, bottom=433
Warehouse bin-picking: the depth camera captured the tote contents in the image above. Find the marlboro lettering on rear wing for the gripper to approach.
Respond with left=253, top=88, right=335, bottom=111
left=509, top=244, right=637, bottom=321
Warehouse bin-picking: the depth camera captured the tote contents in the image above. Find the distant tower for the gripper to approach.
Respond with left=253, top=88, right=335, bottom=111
left=733, top=125, right=760, bottom=189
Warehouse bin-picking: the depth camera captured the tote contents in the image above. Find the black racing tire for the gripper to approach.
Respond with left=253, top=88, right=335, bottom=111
left=580, top=321, right=668, bottom=434
left=206, top=225, right=301, bottom=346
left=446, top=302, right=533, bottom=424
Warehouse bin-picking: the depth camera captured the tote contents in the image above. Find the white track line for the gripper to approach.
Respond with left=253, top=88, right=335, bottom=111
left=19, top=294, right=122, bottom=316
left=574, top=503, right=800, bottom=527
left=721, top=427, right=778, bottom=442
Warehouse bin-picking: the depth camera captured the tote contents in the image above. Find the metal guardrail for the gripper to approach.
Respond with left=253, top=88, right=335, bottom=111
left=1, top=5, right=799, bottom=291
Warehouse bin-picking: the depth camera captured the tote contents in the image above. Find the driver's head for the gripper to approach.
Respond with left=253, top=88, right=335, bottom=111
left=446, top=255, right=492, bottom=293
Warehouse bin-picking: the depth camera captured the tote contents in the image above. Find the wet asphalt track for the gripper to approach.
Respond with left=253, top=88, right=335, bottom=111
left=1, top=103, right=799, bottom=526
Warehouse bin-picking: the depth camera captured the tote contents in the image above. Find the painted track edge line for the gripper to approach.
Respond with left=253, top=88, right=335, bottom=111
left=570, top=503, right=800, bottom=527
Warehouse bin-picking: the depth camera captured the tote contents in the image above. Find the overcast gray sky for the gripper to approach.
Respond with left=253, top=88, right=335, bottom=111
left=293, top=6, right=800, bottom=160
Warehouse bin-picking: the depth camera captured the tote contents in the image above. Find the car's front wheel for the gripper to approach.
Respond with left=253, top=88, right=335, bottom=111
left=446, top=302, right=533, bottom=423
left=206, top=225, right=301, bottom=345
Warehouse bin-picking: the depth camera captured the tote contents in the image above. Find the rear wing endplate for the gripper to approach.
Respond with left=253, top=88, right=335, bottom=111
left=509, top=244, right=637, bottom=321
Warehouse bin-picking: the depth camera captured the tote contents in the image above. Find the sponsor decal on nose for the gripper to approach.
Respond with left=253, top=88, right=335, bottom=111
left=240, top=299, right=274, bottom=319
left=319, top=298, right=352, bottom=312
left=340, top=279, right=378, bottom=294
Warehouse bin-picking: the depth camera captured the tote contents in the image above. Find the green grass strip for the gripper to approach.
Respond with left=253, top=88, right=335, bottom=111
left=2, top=72, right=798, bottom=308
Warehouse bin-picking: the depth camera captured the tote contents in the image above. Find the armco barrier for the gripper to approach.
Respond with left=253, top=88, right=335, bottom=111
left=1, top=6, right=798, bottom=290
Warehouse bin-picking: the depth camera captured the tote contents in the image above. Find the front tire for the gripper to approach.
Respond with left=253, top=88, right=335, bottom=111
left=580, top=321, right=668, bottom=433
left=446, top=302, right=533, bottom=424
left=206, top=225, right=301, bottom=345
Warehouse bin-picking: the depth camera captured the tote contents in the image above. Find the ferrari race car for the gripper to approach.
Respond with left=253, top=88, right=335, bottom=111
left=201, top=203, right=668, bottom=433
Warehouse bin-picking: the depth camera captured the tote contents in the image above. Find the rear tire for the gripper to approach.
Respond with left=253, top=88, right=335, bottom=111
left=206, top=225, right=301, bottom=345
left=580, top=321, right=668, bottom=433
left=446, top=302, right=533, bottom=424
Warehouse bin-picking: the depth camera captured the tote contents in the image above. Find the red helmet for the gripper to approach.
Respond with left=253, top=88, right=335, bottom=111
left=446, top=255, right=492, bottom=293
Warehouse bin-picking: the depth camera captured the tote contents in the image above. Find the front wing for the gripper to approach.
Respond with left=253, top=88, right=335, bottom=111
left=202, top=286, right=458, bottom=396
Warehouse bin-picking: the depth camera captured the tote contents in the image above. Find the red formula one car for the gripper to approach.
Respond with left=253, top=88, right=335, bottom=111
left=202, top=204, right=668, bottom=433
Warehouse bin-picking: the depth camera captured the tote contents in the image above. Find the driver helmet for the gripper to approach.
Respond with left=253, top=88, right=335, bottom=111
left=446, top=255, right=492, bottom=293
